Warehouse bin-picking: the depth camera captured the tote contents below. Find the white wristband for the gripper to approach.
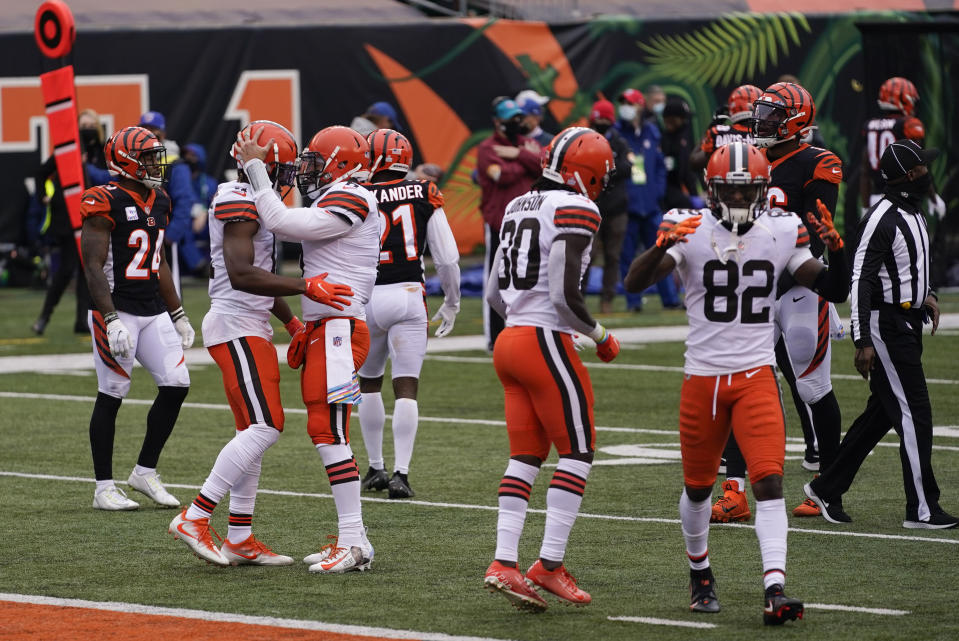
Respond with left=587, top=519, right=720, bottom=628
left=588, top=323, right=607, bottom=342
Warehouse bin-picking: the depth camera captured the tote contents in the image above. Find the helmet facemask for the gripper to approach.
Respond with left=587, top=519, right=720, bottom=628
left=132, top=146, right=168, bottom=189
left=708, top=176, right=767, bottom=228
left=751, top=102, right=788, bottom=148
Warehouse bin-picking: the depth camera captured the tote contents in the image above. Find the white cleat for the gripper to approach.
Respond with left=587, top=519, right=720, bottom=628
left=93, top=486, right=139, bottom=511
left=168, top=509, right=229, bottom=567
left=221, top=535, right=294, bottom=566
left=127, top=469, right=180, bottom=508
left=303, top=534, right=340, bottom=565
left=308, top=543, right=373, bottom=573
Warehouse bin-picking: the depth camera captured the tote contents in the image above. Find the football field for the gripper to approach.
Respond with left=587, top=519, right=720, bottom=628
left=1, top=283, right=958, bottom=641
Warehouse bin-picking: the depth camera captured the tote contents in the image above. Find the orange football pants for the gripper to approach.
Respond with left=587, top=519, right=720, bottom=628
left=493, top=326, right=595, bottom=459
left=679, top=366, right=785, bottom=488
left=209, top=336, right=284, bottom=431
left=301, top=317, right=370, bottom=446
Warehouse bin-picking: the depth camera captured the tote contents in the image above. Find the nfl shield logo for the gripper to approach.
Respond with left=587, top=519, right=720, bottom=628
left=333, top=336, right=342, bottom=347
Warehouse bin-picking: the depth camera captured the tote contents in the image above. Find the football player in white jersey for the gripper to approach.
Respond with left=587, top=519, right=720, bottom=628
left=483, top=127, right=621, bottom=612
left=236, top=124, right=380, bottom=574
left=357, top=129, right=461, bottom=499
left=625, top=141, right=849, bottom=625
left=168, top=121, right=353, bottom=567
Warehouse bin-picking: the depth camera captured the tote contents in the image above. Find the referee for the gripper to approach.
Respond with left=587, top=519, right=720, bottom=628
left=804, top=139, right=957, bottom=529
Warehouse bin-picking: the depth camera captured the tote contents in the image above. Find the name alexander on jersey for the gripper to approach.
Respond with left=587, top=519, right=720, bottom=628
left=374, top=183, right=426, bottom=203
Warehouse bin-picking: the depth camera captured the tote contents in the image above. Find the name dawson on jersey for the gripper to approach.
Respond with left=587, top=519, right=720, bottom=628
left=376, top=183, right=425, bottom=203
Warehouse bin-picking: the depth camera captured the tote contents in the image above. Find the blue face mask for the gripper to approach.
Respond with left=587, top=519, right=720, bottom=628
left=652, top=102, right=666, bottom=116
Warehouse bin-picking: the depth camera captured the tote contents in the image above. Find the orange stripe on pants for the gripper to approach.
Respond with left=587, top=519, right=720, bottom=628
left=679, top=367, right=784, bottom=488
left=493, top=326, right=595, bottom=458
left=208, top=336, right=284, bottom=431
left=302, top=318, right=370, bottom=445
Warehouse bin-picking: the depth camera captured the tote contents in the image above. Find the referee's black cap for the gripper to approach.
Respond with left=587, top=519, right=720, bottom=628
left=880, top=139, right=939, bottom=182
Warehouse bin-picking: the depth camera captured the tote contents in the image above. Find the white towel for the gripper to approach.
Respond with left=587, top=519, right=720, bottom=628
left=325, top=318, right=361, bottom=405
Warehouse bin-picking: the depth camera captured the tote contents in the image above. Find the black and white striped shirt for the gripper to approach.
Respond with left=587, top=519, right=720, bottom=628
left=851, top=194, right=931, bottom=347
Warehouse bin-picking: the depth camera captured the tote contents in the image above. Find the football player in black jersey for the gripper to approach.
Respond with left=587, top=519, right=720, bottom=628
left=711, top=82, right=847, bottom=522
left=80, top=126, right=195, bottom=511
left=356, top=129, right=461, bottom=498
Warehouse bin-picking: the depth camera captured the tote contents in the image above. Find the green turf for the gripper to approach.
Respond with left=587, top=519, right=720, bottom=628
left=1, top=280, right=957, bottom=640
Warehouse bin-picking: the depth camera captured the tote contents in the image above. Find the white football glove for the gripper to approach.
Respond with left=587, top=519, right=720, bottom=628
left=431, top=302, right=459, bottom=338
left=105, top=315, right=133, bottom=359
left=929, top=193, right=946, bottom=221
left=571, top=333, right=593, bottom=351
left=170, top=307, right=195, bottom=349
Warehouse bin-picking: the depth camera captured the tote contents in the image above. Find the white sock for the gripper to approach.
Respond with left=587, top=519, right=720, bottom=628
left=539, top=458, right=591, bottom=563
left=95, top=480, right=115, bottom=493
left=392, top=398, right=418, bottom=474
left=494, top=459, right=540, bottom=563
left=755, top=498, right=788, bottom=589
left=317, top=442, right=364, bottom=547
left=728, top=477, right=746, bottom=492
left=187, top=425, right=278, bottom=521
left=680, top=490, right=712, bottom=570
left=133, top=464, right=155, bottom=477
left=227, top=453, right=262, bottom=544
left=358, top=392, right=385, bottom=470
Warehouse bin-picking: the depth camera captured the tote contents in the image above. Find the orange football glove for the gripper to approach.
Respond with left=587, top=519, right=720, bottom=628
left=304, top=273, right=353, bottom=310
left=287, top=326, right=308, bottom=369
left=284, top=316, right=304, bottom=337
left=808, top=199, right=843, bottom=251
left=595, top=329, right=620, bottom=363
left=656, top=215, right=702, bottom=249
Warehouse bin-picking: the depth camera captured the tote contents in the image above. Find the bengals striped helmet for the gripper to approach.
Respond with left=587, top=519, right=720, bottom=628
left=231, top=120, right=298, bottom=194
left=727, top=84, right=762, bottom=124
left=541, top=127, right=614, bottom=201
left=878, top=77, right=919, bottom=116
left=367, top=129, right=413, bottom=177
left=296, top=126, right=370, bottom=197
left=751, top=82, right=816, bottom=149
left=705, top=142, right=770, bottom=226
left=104, top=126, right=168, bottom=189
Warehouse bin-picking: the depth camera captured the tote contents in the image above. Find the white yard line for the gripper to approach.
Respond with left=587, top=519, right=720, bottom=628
left=0, top=593, right=517, bottom=641
left=606, top=615, right=717, bottom=629
left=2, top=470, right=956, bottom=546
left=805, top=603, right=910, bottom=616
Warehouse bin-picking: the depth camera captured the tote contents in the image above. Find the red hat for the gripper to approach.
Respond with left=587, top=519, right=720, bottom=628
left=619, top=88, right=645, bottom=107
left=590, top=99, right=615, bottom=122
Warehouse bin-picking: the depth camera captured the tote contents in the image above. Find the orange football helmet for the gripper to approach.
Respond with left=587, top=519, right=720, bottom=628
left=751, top=82, right=816, bottom=148
left=232, top=120, right=298, bottom=194
left=727, top=84, right=762, bottom=124
left=296, top=125, right=370, bottom=196
left=541, top=127, right=614, bottom=201
left=104, top=126, right=167, bottom=189
left=705, top=142, right=770, bottom=226
left=367, top=128, right=413, bottom=177
left=878, top=77, right=919, bottom=116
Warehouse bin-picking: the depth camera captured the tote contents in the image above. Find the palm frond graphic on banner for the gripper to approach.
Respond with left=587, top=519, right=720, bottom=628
left=638, top=12, right=812, bottom=87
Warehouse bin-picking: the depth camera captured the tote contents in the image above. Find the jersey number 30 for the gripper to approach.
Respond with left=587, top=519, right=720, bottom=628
left=703, top=259, right=773, bottom=323
left=126, top=229, right=165, bottom=280
left=498, top=218, right=541, bottom=290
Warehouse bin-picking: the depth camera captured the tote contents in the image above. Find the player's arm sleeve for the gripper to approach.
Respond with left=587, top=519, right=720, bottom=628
left=849, top=211, right=894, bottom=348
left=805, top=152, right=842, bottom=218
left=548, top=233, right=599, bottom=336
left=426, top=207, right=461, bottom=308
left=485, top=247, right=507, bottom=320
left=625, top=211, right=683, bottom=292
left=245, top=158, right=351, bottom=241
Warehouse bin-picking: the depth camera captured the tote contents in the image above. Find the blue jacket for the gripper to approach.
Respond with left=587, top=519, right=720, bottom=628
left=165, top=160, right=195, bottom=244
left=615, top=119, right=666, bottom=217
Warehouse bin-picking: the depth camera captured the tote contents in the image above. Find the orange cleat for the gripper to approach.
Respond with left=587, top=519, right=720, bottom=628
left=484, top=561, right=548, bottom=612
left=792, top=498, right=821, bottom=517
left=525, top=559, right=591, bottom=606
left=221, top=534, right=294, bottom=566
left=711, top=480, right=751, bottom=523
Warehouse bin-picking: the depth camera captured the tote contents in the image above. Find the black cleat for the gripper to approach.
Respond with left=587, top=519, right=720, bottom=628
left=903, top=511, right=959, bottom=529
left=763, top=584, right=804, bottom=625
left=388, top=471, right=415, bottom=499
left=689, top=567, right=720, bottom=613
left=803, top=483, right=851, bottom=523
left=360, top=467, right=389, bottom=491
